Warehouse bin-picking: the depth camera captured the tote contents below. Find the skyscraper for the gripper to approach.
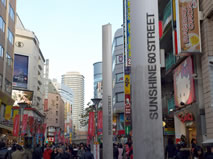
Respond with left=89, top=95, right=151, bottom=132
left=61, top=72, right=84, bottom=135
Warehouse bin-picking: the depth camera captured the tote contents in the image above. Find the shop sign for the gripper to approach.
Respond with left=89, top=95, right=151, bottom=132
left=21, top=114, right=28, bottom=136
left=13, top=115, right=20, bottom=137
left=177, top=112, right=194, bottom=123
left=5, top=105, right=12, bottom=120
left=173, top=56, right=195, bottom=107
left=126, top=0, right=131, bottom=67
left=176, top=0, right=201, bottom=54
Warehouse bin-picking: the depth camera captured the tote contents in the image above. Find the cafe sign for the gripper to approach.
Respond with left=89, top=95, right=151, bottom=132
left=176, top=0, right=201, bottom=55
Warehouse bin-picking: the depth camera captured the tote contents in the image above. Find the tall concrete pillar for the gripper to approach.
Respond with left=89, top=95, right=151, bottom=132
left=102, top=24, right=113, bottom=159
left=130, top=0, right=164, bottom=158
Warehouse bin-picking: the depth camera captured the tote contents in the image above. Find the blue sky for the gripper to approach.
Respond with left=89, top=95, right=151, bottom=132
left=17, top=0, right=123, bottom=106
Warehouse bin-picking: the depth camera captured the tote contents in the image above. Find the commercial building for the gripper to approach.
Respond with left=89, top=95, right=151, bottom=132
left=13, top=15, right=45, bottom=113
left=158, top=0, right=213, bottom=148
left=45, top=80, right=64, bottom=143
left=112, top=28, right=125, bottom=139
left=0, top=0, right=16, bottom=133
left=93, top=62, right=102, bottom=99
left=61, top=72, right=84, bottom=137
left=52, top=79, right=73, bottom=142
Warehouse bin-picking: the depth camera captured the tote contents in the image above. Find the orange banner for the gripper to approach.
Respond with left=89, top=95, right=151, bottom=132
left=176, top=0, right=201, bottom=54
left=5, top=105, right=12, bottom=120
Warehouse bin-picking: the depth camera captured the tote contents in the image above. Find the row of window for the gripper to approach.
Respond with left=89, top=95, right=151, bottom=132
left=8, top=29, right=13, bottom=45
left=112, top=36, right=124, bottom=54
left=113, top=92, right=124, bottom=105
left=0, top=45, right=3, bottom=57
left=113, top=54, right=124, bottom=71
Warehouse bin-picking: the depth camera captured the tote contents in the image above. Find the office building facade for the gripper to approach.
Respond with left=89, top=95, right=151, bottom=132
left=112, top=28, right=125, bottom=137
left=61, top=72, right=84, bottom=136
left=0, top=0, right=16, bottom=132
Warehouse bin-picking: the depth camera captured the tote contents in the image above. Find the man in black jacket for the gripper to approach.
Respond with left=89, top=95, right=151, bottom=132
left=0, top=141, right=8, bottom=159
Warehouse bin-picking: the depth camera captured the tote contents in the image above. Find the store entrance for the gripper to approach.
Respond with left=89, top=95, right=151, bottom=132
left=186, top=122, right=196, bottom=147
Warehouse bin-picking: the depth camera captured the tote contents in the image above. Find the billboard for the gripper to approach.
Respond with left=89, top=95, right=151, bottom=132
left=173, top=56, right=195, bottom=107
left=13, top=54, right=29, bottom=89
left=12, top=89, right=33, bottom=106
left=176, top=0, right=201, bottom=54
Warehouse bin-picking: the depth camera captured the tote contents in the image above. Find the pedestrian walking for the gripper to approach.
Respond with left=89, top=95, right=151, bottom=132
left=0, top=141, right=9, bottom=159
left=191, top=139, right=198, bottom=158
left=82, top=146, right=94, bottom=159
left=32, top=144, right=42, bottom=159
left=165, top=138, right=177, bottom=159
left=193, top=146, right=204, bottom=159
left=204, top=146, right=213, bottom=159
left=43, top=145, right=52, bottom=159
left=11, top=145, right=24, bottom=159
left=51, top=147, right=58, bottom=159
left=78, top=143, right=85, bottom=159
left=118, top=144, right=123, bottom=159
left=113, top=143, right=119, bottom=159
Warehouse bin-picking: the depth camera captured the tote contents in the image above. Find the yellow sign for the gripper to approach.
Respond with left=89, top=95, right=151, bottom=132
left=124, top=75, right=130, bottom=94
left=13, top=110, right=19, bottom=119
left=5, top=105, right=12, bottom=120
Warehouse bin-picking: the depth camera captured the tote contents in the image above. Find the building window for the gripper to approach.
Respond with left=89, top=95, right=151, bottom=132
left=0, top=74, right=2, bottom=89
left=5, top=79, right=12, bottom=94
left=6, top=53, right=12, bottom=67
left=116, top=92, right=124, bottom=103
left=8, top=29, right=14, bottom=45
left=56, top=96, right=59, bottom=101
left=56, top=111, right=58, bottom=116
left=56, top=104, right=58, bottom=109
left=0, top=17, right=5, bottom=32
left=56, top=118, right=58, bottom=123
left=0, top=45, right=3, bottom=58
left=116, top=73, right=124, bottom=83
left=116, top=54, right=123, bottom=64
left=115, top=36, right=123, bottom=46
left=9, top=4, right=15, bottom=21
left=1, top=0, right=6, bottom=7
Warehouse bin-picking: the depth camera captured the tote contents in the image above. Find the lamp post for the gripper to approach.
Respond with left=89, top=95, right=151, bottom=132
left=91, top=98, right=102, bottom=159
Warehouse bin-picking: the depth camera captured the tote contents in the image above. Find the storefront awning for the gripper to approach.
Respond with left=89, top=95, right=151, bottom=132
left=0, top=123, right=13, bottom=132
left=202, top=139, right=213, bottom=146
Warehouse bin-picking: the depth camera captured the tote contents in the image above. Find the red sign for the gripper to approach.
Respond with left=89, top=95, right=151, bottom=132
left=125, top=94, right=131, bottom=125
left=44, top=99, right=48, bottom=111
left=21, top=114, right=28, bottom=136
left=13, top=115, right=20, bottom=137
left=178, top=112, right=194, bottom=123
left=28, top=116, right=34, bottom=134
left=88, top=112, right=95, bottom=137
left=159, top=21, right=163, bottom=39
left=97, top=111, right=103, bottom=135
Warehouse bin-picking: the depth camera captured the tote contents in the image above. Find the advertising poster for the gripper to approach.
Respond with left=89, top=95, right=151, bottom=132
left=97, top=111, right=103, bottom=136
left=5, top=105, right=12, bottom=120
left=12, top=90, right=33, bottom=106
left=176, top=0, right=201, bottom=54
left=21, top=114, right=28, bottom=136
left=173, top=56, right=195, bottom=107
left=13, top=115, right=20, bottom=137
left=13, top=54, right=29, bottom=89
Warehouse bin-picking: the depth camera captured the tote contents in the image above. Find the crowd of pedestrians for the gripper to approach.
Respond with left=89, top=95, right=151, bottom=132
left=0, top=140, right=94, bottom=159
left=165, top=137, right=213, bottom=159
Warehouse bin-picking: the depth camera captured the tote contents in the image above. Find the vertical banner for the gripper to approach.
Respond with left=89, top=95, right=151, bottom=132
left=28, top=116, right=34, bottom=134
left=13, top=115, right=20, bottom=137
left=126, top=0, right=131, bottom=66
left=5, top=105, right=12, bottom=120
left=42, top=123, right=47, bottom=136
left=97, top=111, right=103, bottom=136
left=176, top=0, right=201, bottom=54
left=44, top=99, right=48, bottom=112
left=88, top=112, right=95, bottom=138
left=21, top=114, right=28, bottom=136
left=12, top=109, right=19, bottom=119
left=102, top=24, right=113, bottom=159
left=131, top=0, right=164, bottom=158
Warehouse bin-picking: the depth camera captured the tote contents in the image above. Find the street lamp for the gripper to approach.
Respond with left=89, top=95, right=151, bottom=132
left=91, top=98, right=102, bottom=159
